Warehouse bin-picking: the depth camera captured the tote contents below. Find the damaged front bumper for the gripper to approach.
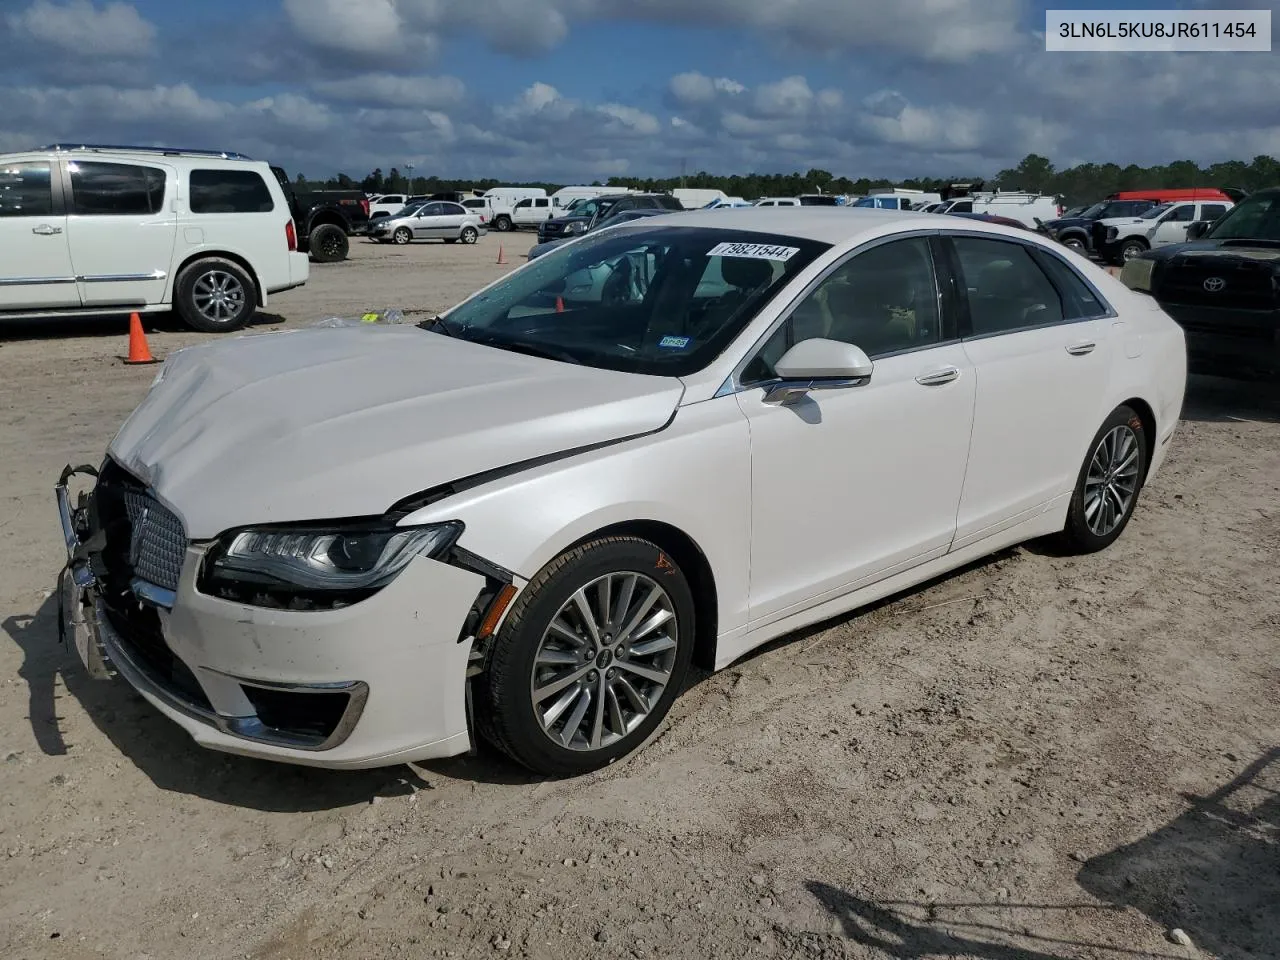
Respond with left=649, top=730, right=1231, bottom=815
left=54, top=465, right=500, bottom=769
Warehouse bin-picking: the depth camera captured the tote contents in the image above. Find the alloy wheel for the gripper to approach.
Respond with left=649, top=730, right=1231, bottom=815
left=1084, top=424, right=1141, bottom=537
left=192, top=270, right=246, bottom=325
left=530, top=572, right=679, bottom=752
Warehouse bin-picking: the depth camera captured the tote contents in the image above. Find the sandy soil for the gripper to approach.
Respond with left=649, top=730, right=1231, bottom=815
left=1, top=234, right=1277, bottom=960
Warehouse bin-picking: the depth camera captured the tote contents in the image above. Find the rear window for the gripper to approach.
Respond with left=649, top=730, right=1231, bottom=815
left=68, top=161, right=166, bottom=216
left=189, top=169, right=275, bottom=214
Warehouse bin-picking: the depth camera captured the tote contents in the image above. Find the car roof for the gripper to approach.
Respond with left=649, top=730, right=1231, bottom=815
left=630, top=206, right=949, bottom=244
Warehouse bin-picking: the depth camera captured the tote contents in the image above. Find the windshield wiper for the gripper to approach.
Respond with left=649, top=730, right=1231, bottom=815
left=417, top=314, right=462, bottom=337
left=472, top=334, right=582, bottom=365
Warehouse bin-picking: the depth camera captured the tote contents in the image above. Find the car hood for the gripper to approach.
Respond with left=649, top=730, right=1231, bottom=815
left=1142, top=239, right=1280, bottom=265
left=1044, top=216, right=1092, bottom=231
left=108, top=325, right=685, bottom=539
left=1097, top=216, right=1150, bottom=228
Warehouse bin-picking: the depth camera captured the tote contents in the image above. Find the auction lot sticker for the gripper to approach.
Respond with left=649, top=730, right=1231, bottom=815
left=708, top=242, right=799, bottom=261
left=1046, top=9, right=1271, bottom=51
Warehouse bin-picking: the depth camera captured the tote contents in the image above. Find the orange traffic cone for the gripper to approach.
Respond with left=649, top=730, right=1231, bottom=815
left=123, top=312, right=159, bottom=365
left=555, top=295, right=565, bottom=313
left=496, top=244, right=507, bottom=265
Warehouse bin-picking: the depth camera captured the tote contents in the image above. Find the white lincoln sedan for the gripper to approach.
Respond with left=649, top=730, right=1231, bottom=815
left=55, top=208, right=1187, bottom=776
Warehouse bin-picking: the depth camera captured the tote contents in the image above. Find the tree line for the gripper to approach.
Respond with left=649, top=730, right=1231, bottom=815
left=295, top=154, right=1280, bottom=206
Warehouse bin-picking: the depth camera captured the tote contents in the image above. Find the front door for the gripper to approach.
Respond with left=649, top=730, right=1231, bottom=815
left=414, top=202, right=446, bottom=238
left=735, top=235, right=976, bottom=625
left=1149, top=202, right=1196, bottom=249
left=947, top=234, right=1114, bottom=549
left=0, top=159, right=79, bottom=310
left=62, top=159, right=177, bottom=308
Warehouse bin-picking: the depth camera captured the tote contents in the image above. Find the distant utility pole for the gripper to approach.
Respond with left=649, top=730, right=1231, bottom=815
left=680, top=157, right=686, bottom=189
left=405, top=162, right=415, bottom=192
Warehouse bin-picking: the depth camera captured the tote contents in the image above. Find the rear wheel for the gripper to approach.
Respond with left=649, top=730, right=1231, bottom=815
left=308, top=223, right=349, bottom=262
left=479, top=537, right=695, bottom=776
left=494, top=216, right=512, bottom=232
left=174, top=257, right=255, bottom=333
left=1058, top=405, right=1148, bottom=553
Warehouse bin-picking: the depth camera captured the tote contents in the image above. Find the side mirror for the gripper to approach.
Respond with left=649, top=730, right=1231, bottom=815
left=1186, top=220, right=1210, bottom=241
left=765, top=338, right=873, bottom=404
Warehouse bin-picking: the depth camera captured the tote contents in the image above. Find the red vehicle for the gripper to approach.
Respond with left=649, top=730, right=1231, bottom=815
left=1108, top=188, right=1235, bottom=203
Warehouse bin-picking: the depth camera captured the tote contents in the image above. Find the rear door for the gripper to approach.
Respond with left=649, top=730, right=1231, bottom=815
left=947, top=233, right=1115, bottom=548
left=62, top=159, right=176, bottom=308
left=0, top=158, right=78, bottom=309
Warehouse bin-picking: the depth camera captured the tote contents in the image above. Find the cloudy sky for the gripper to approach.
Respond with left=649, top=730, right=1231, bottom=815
left=1, top=0, right=1277, bottom=183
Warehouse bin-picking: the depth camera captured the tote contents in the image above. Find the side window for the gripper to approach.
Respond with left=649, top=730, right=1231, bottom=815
left=535, top=198, right=549, bottom=208
left=950, top=200, right=973, bottom=213
left=952, top=236, right=1065, bottom=336
left=742, top=237, right=942, bottom=383
left=1030, top=249, right=1109, bottom=320
left=1200, top=204, right=1228, bottom=221
left=421, top=202, right=446, bottom=216
left=189, top=170, right=274, bottom=214
left=68, top=161, right=165, bottom=216
left=1164, top=204, right=1194, bottom=223
left=0, top=161, right=53, bottom=217
left=516, top=198, right=532, bottom=209
left=446, top=203, right=466, bottom=215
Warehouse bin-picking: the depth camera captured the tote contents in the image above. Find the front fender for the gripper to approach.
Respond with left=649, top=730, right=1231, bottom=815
left=398, top=397, right=753, bottom=641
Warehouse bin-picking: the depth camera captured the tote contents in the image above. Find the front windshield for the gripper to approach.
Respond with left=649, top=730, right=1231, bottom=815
left=566, top=197, right=616, bottom=221
left=1206, top=193, right=1280, bottom=241
left=1077, top=202, right=1105, bottom=219
left=437, top=225, right=830, bottom=376
left=1140, top=203, right=1173, bottom=220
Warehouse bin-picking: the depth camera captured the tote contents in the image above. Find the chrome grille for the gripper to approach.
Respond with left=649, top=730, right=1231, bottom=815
left=121, top=488, right=187, bottom=592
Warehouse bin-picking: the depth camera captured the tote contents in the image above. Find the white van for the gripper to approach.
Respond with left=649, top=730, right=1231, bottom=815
left=854, top=188, right=942, bottom=211
left=483, top=186, right=545, bottom=206
left=754, top=197, right=800, bottom=207
left=671, top=188, right=726, bottom=210
left=551, top=186, right=631, bottom=210
left=938, top=192, right=1062, bottom=228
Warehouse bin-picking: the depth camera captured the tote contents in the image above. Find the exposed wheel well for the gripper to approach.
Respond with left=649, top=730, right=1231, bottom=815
left=1121, top=396, right=1158, bottom=479
left=569, top=520, right=719, bottom=672
left=1121, top=236, right=1149, bottom=248
left=174, top=251, right=263, bottom=307
left=307, top=212, right=348, bottom=234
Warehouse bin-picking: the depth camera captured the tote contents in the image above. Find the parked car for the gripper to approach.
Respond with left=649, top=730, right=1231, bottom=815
left=525, top=207, right=668, bottom=260
left=510, top=196, right=555, bottom=230
left=947, top=212, right=1033, bottom=230
left=369, top=194, right=416, bottom=220
left=367, top=201, right=486, bottom=245
left=1120, top=186, right=1280, bottom=380
left=1093, top=199, right=1233, bottom=265
left=754, top=197, right=801, bottom=207
left=1041, top=199, right=1162, bottom=256
left=268, top=167, right=369, bottom=263
left=933, top=192, right=1062, bottom=228
left=536, top=193, right=683, bottom=243
left=56, top=207, right=1185, bottom=776
left=0, top=143, right=308, bottom=332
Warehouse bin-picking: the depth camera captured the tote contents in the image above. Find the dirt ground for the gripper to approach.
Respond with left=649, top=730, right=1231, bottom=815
left=1, top=233, right=1277, bottom=960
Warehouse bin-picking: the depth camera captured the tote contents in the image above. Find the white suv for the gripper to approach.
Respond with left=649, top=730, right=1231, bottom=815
left=0, top=144, right=309, bottom=332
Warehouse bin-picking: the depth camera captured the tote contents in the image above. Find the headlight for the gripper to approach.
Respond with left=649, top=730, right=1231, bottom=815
left=1119, top=256, right=1155, bottom=293
left=199, top=520, right=463, bottom=607
left=564, top=221, right=587, bottom=235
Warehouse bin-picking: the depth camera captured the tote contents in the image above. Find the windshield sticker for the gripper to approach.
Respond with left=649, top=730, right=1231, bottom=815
left=658, top=335, right=691, bottom=349
left=707, top=241, right=800, bottom=261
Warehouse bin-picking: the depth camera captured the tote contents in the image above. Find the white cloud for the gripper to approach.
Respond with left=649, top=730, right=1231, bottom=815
left=312, top=73, right=466, bottom=108
left=6, top=0, right=155, bottom=57
left=597, top=103, right=661, bottom=136
left=283, top=0, right=405, bottom=55
left=669, top=71, right=745, bottom=105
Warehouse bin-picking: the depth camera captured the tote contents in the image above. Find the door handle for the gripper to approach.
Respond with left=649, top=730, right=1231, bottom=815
left=915, top=366, right=960, bottom=386
left=32, top=224, right=63, bottom=235
left=1065, top=341, right=1097, bottom=356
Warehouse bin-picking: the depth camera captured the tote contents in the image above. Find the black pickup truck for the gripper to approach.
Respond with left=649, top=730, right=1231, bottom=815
left=1120, top=187, right=1280, bottom=380
left=1040, top=199, right=1159, bottom=255
left=269, top=166, right=370, bottom=262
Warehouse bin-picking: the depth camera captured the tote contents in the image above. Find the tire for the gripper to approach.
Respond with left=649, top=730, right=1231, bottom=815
left=494, top=216, right=512, bottom=232
left=1119, top=238, right=1148, bottom=264
left=392, top=227, right=412, bottom=245
left=174, top=257, right=256, bottom=333
left=1058, top=405, right=1148, bottom=554
left=1060, top=235, right=1087, bottom=255
left=479, top=537, right=696, bottom=776
left=308, top=223, right=349, bottom=262
left=460, top=226, right=479, bottom=244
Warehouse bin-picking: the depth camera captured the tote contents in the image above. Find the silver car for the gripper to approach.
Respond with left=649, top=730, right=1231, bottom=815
left=370, top=200, right=487, bottom=245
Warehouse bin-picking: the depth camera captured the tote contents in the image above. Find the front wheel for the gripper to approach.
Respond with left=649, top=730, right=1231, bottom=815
left=1060, top=235, right=1087, bottom=255
left=1118, top=239, right=1148, bottom=264
left=392, top=227, right=412, bottom=245
left=479, top=537, right=695, bottom=776
left=460, top=226, right=479, bottom=244
left=1058, top=405, right=1148, bottom=553
left=174, top=257, right=255, bottom=333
